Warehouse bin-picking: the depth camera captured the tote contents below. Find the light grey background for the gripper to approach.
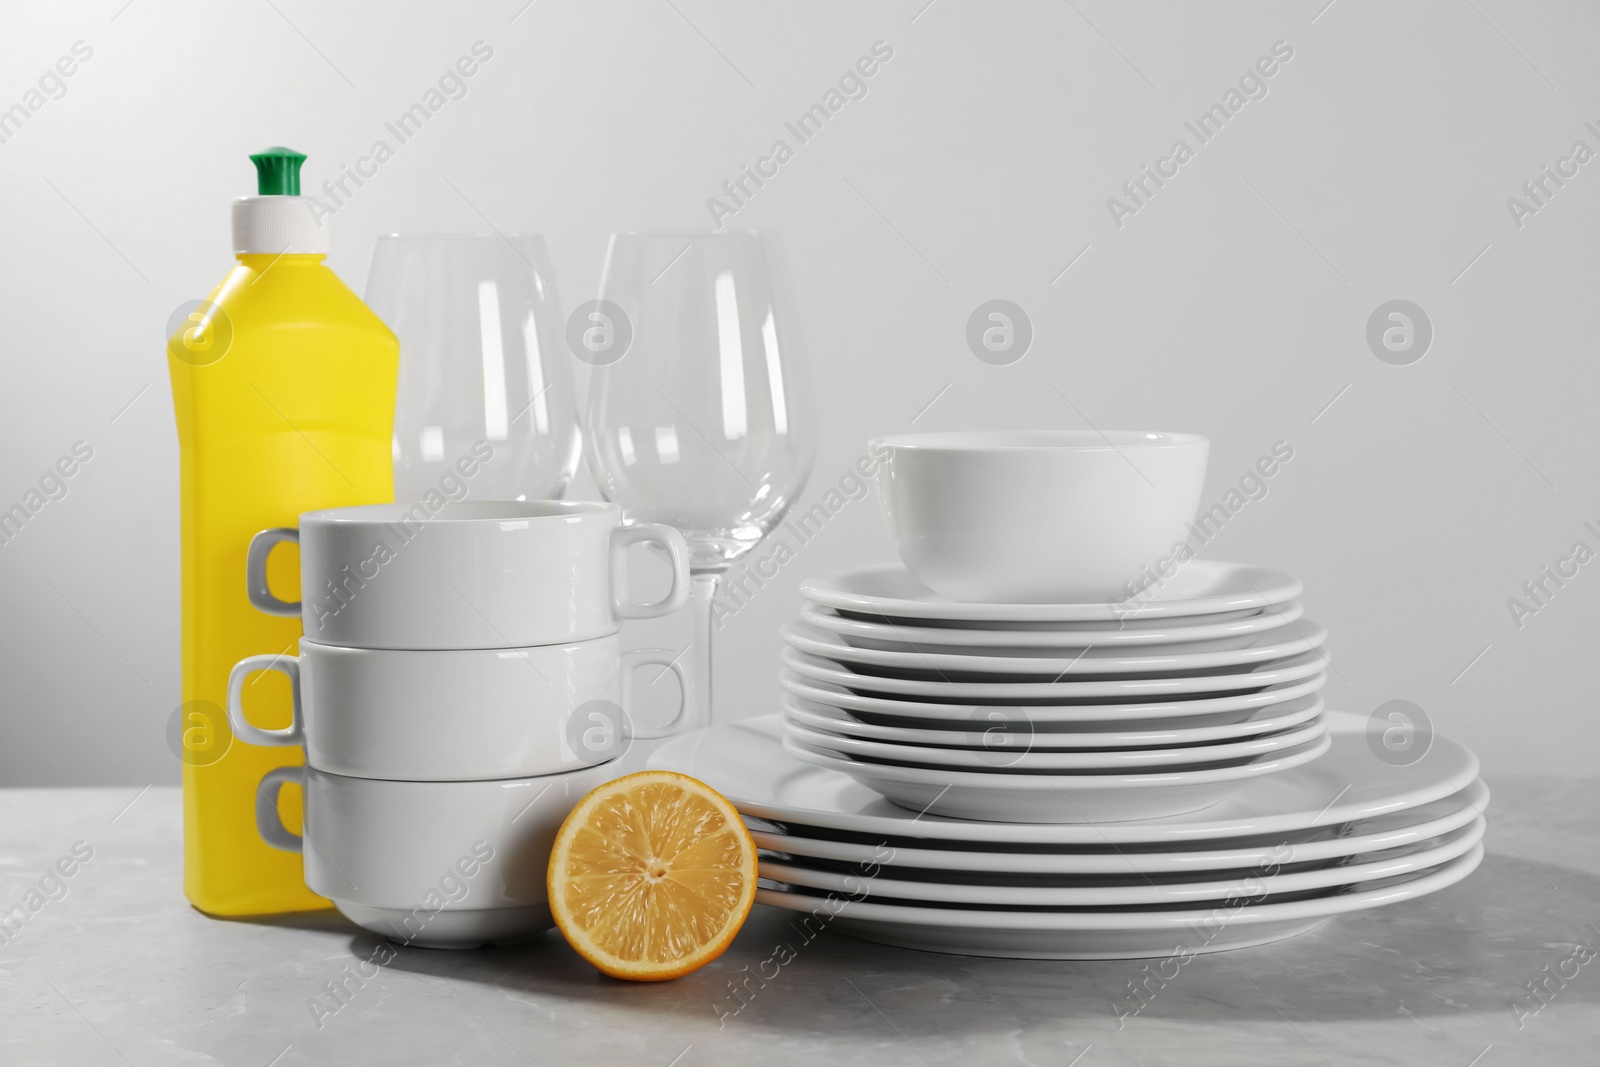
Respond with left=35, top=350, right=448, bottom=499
left=1, top=0, right=1594, bottom=784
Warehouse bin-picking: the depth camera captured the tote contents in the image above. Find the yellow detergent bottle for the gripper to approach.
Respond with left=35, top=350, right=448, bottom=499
left=168, top=148, right=398, bottom=916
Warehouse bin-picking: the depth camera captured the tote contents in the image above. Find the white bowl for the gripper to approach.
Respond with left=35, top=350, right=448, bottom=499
left=869, top=431, right=1209, bottom=603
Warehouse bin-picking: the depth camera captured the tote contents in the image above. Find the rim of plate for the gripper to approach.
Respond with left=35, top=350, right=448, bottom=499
left=757, top=815, right=1485, bottom=906
left=780, top=646, right=1332, bottom=700
left=781, top=619, right=1329, bottom=676
left=800, top=560, right=1303, bottom=623
left=800, top=601, right=1308, bottom=648
left=782, top=730, right=1333, bottom=790
left=781, top=711, right=1329, bottom=770
left=780, top=691, right=1327, bottom=748
left=751, top=844, right=1483, bottom=930
left=776, top=670, right=1330, bottom=722
left=746, top=779, right=1490, bottom=873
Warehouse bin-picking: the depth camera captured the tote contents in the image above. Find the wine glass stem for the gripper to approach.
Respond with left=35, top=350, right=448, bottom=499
left=690, top=572, right=721, bottom=729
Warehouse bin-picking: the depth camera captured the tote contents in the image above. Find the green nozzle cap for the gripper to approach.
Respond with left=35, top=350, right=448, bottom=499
left=249, top=146, right=306, bottom=195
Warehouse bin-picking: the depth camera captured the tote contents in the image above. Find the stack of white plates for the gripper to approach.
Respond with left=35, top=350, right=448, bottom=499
left=779, top=560, right=1333, bottom=823
left=647, top=713, right=1487, bottom=959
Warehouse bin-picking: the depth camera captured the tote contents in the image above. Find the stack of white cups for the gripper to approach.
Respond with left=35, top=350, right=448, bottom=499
left=226, top=501, right=693, bottom=948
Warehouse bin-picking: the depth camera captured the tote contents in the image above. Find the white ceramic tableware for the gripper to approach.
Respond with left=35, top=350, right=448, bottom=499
left=759, top=816, right=1484, bottom=907
left=801, top=601, right=1306, bottom=653
left=747, top=779, right=1490, bottom=874
left=753, top=846, right=1484, bottom=959
left=780, top=700, right=1327, bottom=769
left=780, top=692, right=1326, bottom=748
left=645, top=711, right=1481, bottom=844
left=227, top=635, right=690, bottom=781
left=777, top=671, right=1328, bottom=728
left=869, top=431, right=1210, bottom=602
left=246, top=501, right=690, bottom=649
left=254, top=762, right=615, bottom=948
left=781, top=647, right=1330, bottom=702
left=801, top=560, right=1301, bottom=625
left=783, top=730, right=1332, bottom=822
left=781, top=619, right=1328, bottom=679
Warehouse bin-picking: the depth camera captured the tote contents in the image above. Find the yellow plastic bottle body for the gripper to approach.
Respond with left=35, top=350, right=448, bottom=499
left=169, top=254, right=398, bottom=916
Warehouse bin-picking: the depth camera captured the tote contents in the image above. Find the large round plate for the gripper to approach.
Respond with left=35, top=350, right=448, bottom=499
left=752, top=845, right=1483, bottom=959
left=782, top=619, right=1328, bottom=679
left=645, top=711, right=1481, bottom=844
left=778, top=670, right=1329, bottom=727
left=759, top=817, right=1484, bottom=906
left=781, top=646, right=1331, bottom=701
left=781, top=704, right=1329, bottom=771
left=746, top=779, right=1490, bottom=874
left=801, top=561, right=1302, bottom=624
left=803, top=601, right=1307, bottom=652
left=784, top=731, right=1333, bottom=822
left=780, top=691, right=1326, bottom=748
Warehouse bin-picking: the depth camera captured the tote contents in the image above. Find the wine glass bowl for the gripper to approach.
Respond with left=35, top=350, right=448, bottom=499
left=368, top=234, right=581, bottom=504
left=584, top=233, right=814, bottom=571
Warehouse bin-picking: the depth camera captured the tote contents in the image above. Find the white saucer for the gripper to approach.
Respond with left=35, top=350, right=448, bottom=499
left=778, top=671, right=1329, bottom=728
left=784, top=730, right=1333, bottom=822
left=747, top=779, right=1490, bottom=875
left=781, top=647, right=1330, bottom=702
left=800, top=561, right=1303, bottom=624
left=781, top=704, right=1329, bottom=772
left=780, top=692, right=1327, bottom=748
left=782, top=619, right=1329, bottom=678
left=759, top=816, right=1484, bottom=906
left=753, top=845, right=1483, bottom=959
left=645, top=711, right=1480, bottom=844
left=802, top=601, right=1307, bottom=652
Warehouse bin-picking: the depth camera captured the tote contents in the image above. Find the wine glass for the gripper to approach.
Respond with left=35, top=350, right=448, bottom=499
left=367, top=234, right=581, bottom=503
left=582, top=232, right=814, bottom=728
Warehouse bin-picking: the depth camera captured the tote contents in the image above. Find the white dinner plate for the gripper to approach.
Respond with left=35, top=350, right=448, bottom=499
left=780, top=692, right=1327, bottom=749
left=758, top=816, right=1484, bottom=906
left=747, top=779, right=1490, bottom=874
left=778, top=671, right=1329, bottom=728
left=645, top=711, right=1481, bottom=844
left=783, top=730, right=1333, bottom=822
left=802, top=601, right=1307, bottom=652
left=781, top=647, right=1331, bottom=702
left=781, top=704, right=1329, bottom=772
left=782, top=619, right=1329, bottom=679
left=752, top=845, right=1483, bottom=959
left=800, top=561, right=1302, bottom=624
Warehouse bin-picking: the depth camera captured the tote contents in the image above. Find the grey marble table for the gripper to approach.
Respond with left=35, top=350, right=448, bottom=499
left=1, top=780, right=1595, bottom=1066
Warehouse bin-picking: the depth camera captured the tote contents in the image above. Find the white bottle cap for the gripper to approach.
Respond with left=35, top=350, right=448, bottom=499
left=232, top=196, right=328, bottom=255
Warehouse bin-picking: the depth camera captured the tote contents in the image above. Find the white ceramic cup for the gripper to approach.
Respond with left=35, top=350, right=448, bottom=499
left=226, top=634, right=690, bottom=781
left=246, top=500, right=691, bottom=649
left=254, top=762, right=615, bottom=948
left=870, top=431, right=1210, bottom=603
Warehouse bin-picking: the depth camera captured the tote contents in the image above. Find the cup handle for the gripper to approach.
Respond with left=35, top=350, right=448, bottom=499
left=608, top=523, right=691, bottom=620
left=226, top=653, right=305, bottom=747
left=620, top=647, right=694, bottom=739
left=247, top=528, right=301, bottom=617
left=255, top=764, right=305, bottom=853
